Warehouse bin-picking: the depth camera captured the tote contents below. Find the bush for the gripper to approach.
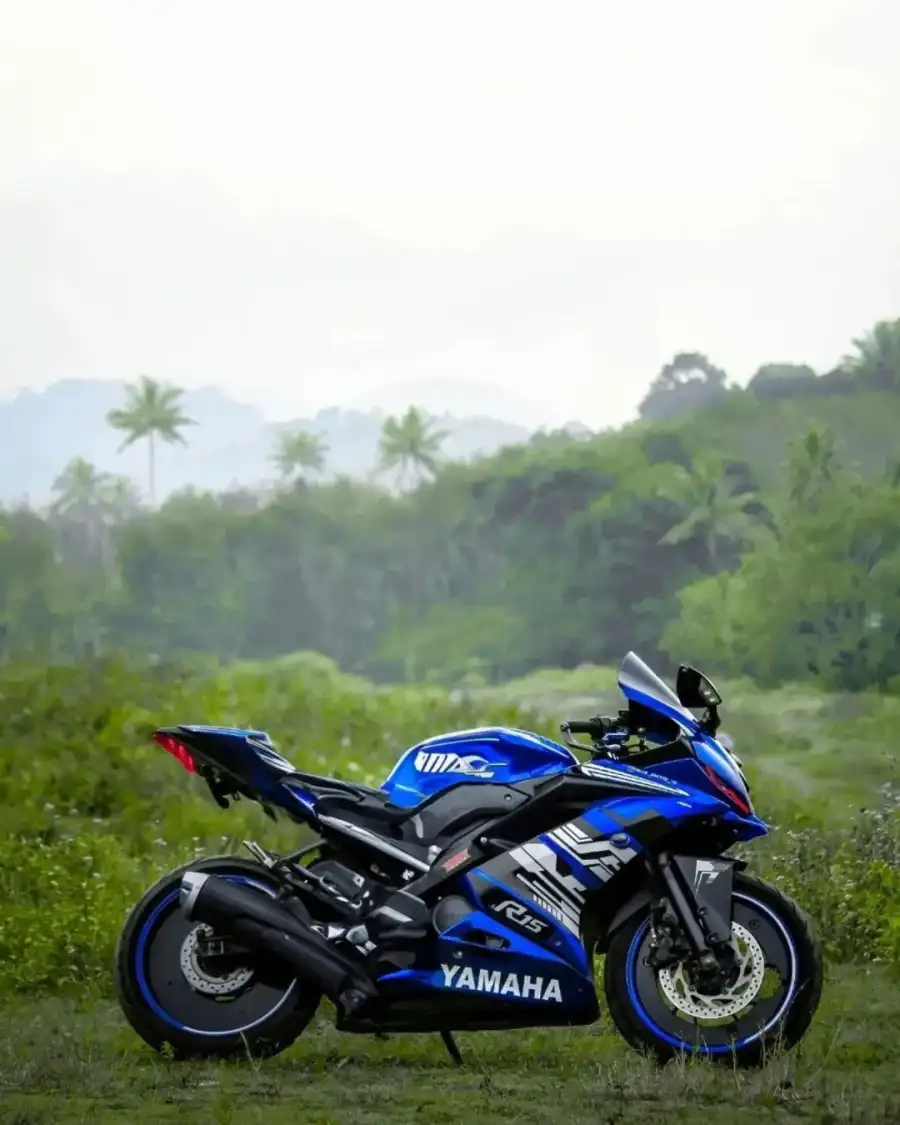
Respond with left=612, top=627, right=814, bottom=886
left=1, top=656, right=898, bottom=1000
left=748, top=784, right=900, bottom=966
left=0, top=655, right=533, bottom=998
left=0, top=831, right=145, bottom=994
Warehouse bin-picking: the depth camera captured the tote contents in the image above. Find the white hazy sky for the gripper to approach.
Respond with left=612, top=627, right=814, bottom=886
left=2, top=0, right=899, bottom=426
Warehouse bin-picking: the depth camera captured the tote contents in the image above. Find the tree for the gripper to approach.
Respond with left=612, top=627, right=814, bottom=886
left=639, top=353, right=729, bottom=421
left=50, top=458, right=116, bottom=524
left=0, top=507, right=66, bottom=661
left=50, top=458, right=139, bottom=572
left=747, top=363, right=817, bottom=397
left=51, top=458, right=139, bottom=523
left=654, top=353, right=728, bottom=392
left=657, top=453, right=760, bottom=569
left=377, top=407, right=448, bottom=488
left=662, top=436, right=900, bottom=690
left=785, top=423, right=842, bottom=508
left=106, top=376, right=195, bottom=504
left=105, top=475, right=143, bottom=522
left=270, top=428, right=328, bottom=486
left=842, top=318, right=900, bottom=390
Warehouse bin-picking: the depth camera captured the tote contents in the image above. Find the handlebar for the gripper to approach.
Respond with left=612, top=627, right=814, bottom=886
left=560, top=715, right=629, bottom=755
left=562, top=716, right=618, bottom=738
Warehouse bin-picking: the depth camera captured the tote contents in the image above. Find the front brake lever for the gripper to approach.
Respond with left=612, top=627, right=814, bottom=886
left=559, top=721, right=596, bottom=753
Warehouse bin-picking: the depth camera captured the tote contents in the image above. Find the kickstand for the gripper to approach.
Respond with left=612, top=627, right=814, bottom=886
left=440, top=1030, right=464, bottom=1067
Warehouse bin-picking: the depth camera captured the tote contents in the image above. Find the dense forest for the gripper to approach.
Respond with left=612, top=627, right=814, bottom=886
left=2, top=316, right=899, bottom=692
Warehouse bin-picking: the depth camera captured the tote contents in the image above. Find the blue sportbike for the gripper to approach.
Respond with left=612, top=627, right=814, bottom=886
left=116, top=652, right=823, bottom=1066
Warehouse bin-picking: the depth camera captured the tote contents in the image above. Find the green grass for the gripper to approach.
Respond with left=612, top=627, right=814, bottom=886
left=1, top=965, right=898, bottom=1125
left=2, top=656, right=899, bottom=1123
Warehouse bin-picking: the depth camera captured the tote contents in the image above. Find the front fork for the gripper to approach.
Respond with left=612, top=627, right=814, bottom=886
left=647, top=852, right=738, bottom=986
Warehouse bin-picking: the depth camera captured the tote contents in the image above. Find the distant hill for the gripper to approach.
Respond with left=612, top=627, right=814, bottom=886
left=0, top=378, right=540, bottom=505
left=3, top=373, right=894, bottom=508
left=348, top=378, right=558, bottom=429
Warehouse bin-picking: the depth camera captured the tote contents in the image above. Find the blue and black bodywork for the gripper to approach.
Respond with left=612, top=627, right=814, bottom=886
left=148, top=652, right=776, bottom=1039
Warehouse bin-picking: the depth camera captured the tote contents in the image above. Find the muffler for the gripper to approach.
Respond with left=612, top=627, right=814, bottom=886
left=180, top=872, right=376, bottom=1010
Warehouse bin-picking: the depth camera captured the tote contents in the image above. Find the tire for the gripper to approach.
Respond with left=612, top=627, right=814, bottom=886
left=603, top=871, right=823, bottom=1066
left=114, top=855, right=322, bottom=1060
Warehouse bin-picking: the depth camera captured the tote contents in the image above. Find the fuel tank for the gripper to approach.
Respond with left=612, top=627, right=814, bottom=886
left=380, top=726, right=578, bottom=807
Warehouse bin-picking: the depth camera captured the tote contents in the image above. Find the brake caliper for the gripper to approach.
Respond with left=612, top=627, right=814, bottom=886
left=646, top=901, right=692, bottom=970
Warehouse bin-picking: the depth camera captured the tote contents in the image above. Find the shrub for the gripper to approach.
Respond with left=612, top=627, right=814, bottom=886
left=0, top=656, right=531, bottom=997
left=1, top=656, right=898, bottom=1000
left=752, top=785, right=900, bottom=965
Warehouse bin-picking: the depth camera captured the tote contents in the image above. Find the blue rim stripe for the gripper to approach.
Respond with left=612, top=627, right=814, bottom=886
left=624, top=891, right=799, bottom=1054
left=134, top=875, right=297, bottom=1037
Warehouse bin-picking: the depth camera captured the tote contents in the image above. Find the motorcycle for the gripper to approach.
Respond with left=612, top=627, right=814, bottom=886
left=115, top=652, right=823, bottom=1066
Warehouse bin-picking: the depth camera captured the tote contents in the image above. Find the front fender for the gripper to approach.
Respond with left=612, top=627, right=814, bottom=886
left=593, top=889, right=654, bottom=954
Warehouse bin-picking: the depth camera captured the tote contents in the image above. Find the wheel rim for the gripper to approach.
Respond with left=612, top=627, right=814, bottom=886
left=657, top=922, right=767, bottom=1020
left=178, top=925, right=257, bottom=997
left=624, top=892, right=799, bottom=1054
left=134, top=875, right=299, bottom=1037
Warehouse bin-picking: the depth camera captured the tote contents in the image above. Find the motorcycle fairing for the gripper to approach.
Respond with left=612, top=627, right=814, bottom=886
left=617, top=653, right=756, bottom=819
left=369, top=778, right=766, bottom=1027
left=380, top=726, right=578, bottom=807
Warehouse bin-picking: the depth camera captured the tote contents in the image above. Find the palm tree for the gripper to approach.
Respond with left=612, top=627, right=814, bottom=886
left=658, top=454, right=759, bottom=568
left=106, top=376, right=195, bottom=504
left=842, top=318, right=900, bottom=389
left=52, top=460, right=140, bottom=518
left=377, top=407, right=448, bottom=489
left=50, top=458, right=115, bottom=522
left=270, top=427, right=328, bottom=485
left=786, top=424, right=840, bottom=506
left=105, top=475, right=143, bottom=521
left=50, top=458, right=142, bottom=559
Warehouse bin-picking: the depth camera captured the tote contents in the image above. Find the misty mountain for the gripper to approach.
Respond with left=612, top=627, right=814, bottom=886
left=0, top=378, right=552, bottom=505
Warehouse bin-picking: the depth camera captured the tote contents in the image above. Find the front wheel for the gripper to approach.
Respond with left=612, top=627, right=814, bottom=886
left=115, top=856, right=321, bottom=1060
left=603, top=872, right=823, bottom=1066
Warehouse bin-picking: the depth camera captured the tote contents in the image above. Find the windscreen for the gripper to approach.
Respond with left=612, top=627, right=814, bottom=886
left=617, top=651, right=695, bottom=724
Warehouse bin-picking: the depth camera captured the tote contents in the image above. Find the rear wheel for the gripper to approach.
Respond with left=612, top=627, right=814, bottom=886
left=603, top=872, right=823, bottom=1066
left=115, top=856, right=321, bottom=1060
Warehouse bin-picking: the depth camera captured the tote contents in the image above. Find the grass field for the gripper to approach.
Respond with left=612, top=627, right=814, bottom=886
left=2, top=966, right=897, bottom=1125
left=2, top=660, right=898, bottom=1124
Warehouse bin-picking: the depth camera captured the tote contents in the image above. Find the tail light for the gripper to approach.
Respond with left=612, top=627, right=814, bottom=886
left=702, top=763, right=751, bottom=816
left=152, top=731, right=198, bottom=774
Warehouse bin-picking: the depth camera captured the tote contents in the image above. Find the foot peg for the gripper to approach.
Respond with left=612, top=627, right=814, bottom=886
left=363, top=888, right=432, bottom=950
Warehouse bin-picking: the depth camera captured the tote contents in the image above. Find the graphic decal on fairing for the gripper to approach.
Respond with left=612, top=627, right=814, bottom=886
left=488, top=898, right=552, bottom=937
left=413, top=751, right=501, bottom=778
left=441, top=964, right=563, bottom=1002
left=576, top=761, right=687, bottom=796
left=478, top=817, right=639, bottom=937
left=503, top=842, right=586, bottom=936
left=530, top=895, right=565, bottom=923
left=693, top=858, right=722, bottom=892
left=546, top=821, right=638, bottom=878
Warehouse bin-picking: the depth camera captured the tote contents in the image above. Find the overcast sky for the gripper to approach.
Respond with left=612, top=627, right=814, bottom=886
left=2, top=0, right=899, bottom=426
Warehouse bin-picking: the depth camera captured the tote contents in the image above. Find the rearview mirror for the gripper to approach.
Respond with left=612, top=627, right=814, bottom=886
left=676, top=665, right=722, bottom=710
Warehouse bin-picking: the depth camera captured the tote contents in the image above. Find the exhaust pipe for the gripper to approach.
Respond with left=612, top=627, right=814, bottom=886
left=180, top=872, right=376, bottom=1010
